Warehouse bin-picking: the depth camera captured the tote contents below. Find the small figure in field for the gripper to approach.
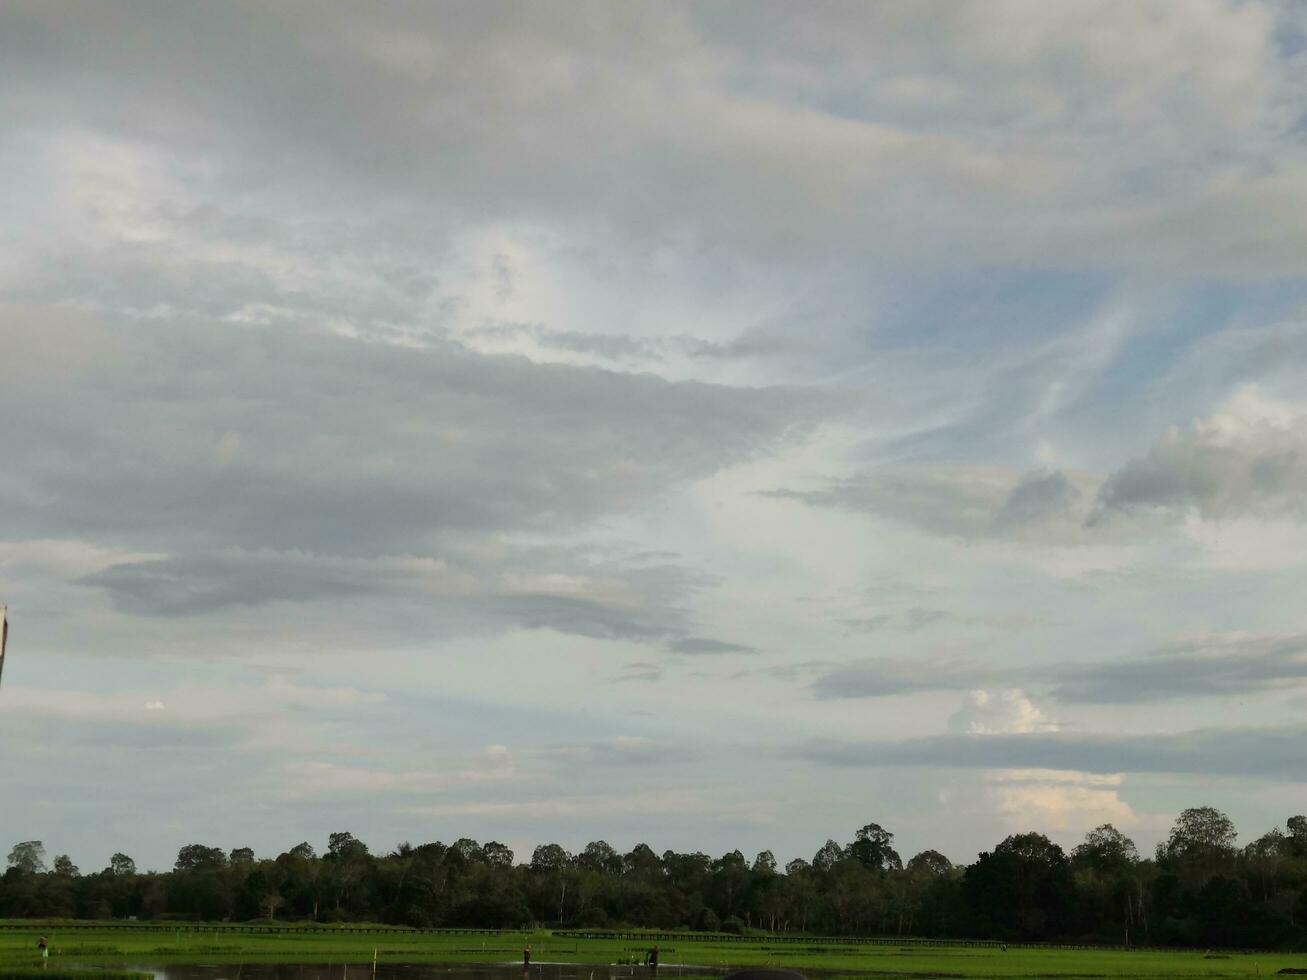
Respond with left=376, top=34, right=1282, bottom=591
left=1000, top=944, right=1008, bottom=952
left=645, top=946, right=659, bottom=969
left=523, top=945, right=531, bottom=968
left=37, top=937, right=49, bottom=966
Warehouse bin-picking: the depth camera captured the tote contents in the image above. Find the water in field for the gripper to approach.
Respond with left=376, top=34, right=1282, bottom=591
left=128, top=965, right=731, bottom=980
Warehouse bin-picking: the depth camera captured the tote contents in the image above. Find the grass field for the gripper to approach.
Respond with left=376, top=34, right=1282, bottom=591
left=1, top=924, right=1305, bottom=979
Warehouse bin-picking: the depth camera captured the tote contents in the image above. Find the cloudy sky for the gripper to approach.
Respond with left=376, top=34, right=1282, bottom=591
left=3, top=0, right=1307, bottom=873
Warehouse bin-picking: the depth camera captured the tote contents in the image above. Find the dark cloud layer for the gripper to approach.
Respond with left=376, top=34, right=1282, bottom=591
left=1048, top=633, right=1307, bottom=704
left=766, top=466, right=1091, bottom=542
left=1093, top=416, right=1307, bottom=523
left=4, top=1, right=1299, bottom=275
left=810, top=656, right=985, bottom=700
left=809, top=632, right=1307, bottom=705
left=0, top=311, right=825, bottom=643
left=2, top=316, right=821, bottom=548
left=666, top=636, right=756, bottom=655
left=804, top=723, right=1307, bottom=781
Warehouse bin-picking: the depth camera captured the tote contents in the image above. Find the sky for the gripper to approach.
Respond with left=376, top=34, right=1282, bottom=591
left=3, top=0, right=1307, bottom=874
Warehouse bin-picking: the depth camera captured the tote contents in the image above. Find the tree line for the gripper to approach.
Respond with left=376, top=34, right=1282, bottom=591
left=3, top=808, right=1306, bottom=949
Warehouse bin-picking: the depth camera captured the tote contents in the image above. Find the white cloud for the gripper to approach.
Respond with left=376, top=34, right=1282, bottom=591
left=948, top=689, right=1059, bottom=735
left=982, top=769, right=1136, bottom=834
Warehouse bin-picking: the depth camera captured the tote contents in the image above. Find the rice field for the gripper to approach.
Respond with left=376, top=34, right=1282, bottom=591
left=0, top=923, right=1304, bottom=978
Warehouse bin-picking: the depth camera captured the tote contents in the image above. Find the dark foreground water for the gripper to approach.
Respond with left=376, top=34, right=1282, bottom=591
left=128, top=964, right=736, bottom=980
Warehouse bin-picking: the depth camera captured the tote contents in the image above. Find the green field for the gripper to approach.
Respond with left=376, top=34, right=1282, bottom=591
left=1, top=924, right=1305, bottom=979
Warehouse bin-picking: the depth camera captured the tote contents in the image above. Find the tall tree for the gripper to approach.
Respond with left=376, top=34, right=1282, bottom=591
left=578, top=840, right=619, bottom=874
left=6, top=841, right=45, bottom=874
left=1287, top=815, right=1307, bottom=858
left=175, top=844, right=227, bottom=871
left=1073, top=825, right=1139, bottom=873
left=848, top=823, right=902, bottom=871
left=530, top=844, right=572, bottom=873
left=812, top=839, right=845, bottom=872
left=906, top=850, right=953, bottom=877
left=965, top=833, right=1074, bottom=940
left=1157, top=806, right=1237, bottom=881
left=327, top=832, right=369, bottom=860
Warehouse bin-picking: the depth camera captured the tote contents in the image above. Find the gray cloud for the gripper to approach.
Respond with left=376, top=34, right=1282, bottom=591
left=810, top=654, right=986, bottom=700
left=994, top=471, right=1081, bottom=530
left=768, top=466, right=1097, bottom=543
left=470, top=323, right=663, bottom=363
left=803, top=723, right=1307, bottom=781
left=781, top=402, right=1307, bottom=542
left=841, top=607, right=1036, bottom=633
left=1048, top=633, right=1307, bottom=704
left=0, top=712, right=242, bottom=753
left=813, top=632, right=1307, bottom=706
left=0, top=313, right=824, bottom=644
left=765, top=469, right=1003, bottom=539
left=666, top=636, right=756, bottom=655
left=486, top=593, right=669, bottom=643
left=1093, top=412, right=1307, bottom=523
left=2, top=2, right=1301, bottom=277
left=1, top=316, right=821, bottom=550
left=540, top=736, right=699, bottom=767
left=75, top=543, right=723, bottom=649
left=614, top=661, right=663, bottom=684
left=80, top=552, right=383, bottom=616
left=843, top=613, right=894, bottom=632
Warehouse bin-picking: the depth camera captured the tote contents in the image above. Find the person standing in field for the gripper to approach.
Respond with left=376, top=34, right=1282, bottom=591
left=37, top=936, right=49, bottom=966
left=523, top=945, right=531, bottom=968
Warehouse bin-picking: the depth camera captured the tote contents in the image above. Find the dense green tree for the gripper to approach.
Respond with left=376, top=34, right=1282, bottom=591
left=1071, top=825, right=1141, bottom=944
left=623, top=843, right=662, bottom=878
left=964, top=833, right=1074, bottom=940
left=906, top=850, right=953, bottom=877
left=1287, top=815, right=1307, bottom=858
left=1073, top=824, right=1139, bottom=873
left=578, top=840, right=620, bottom=874
left=2, top=810, right=1306, bottom=948
left=7, top=841, right=45, bottom=874
left=175, top=844, right=227, bottom=871
left=451, top=838, right=484, bottom=864
left=527, top=844, right=574, bottom=923
left=812, top=839, right=844, bottom=872
left=483, top=842, right=514, bottom=868
left=327, top=832, right=368, bottom=860
left=1157, top=807, right=1237, bottom=877
left=848, top=823, right=902, bottom=872
left=530, top=844, right=571, bottom=872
